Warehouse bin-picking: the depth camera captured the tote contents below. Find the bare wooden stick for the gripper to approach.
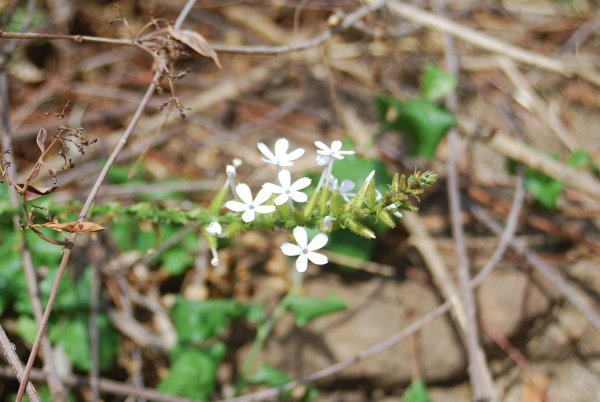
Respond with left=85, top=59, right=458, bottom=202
left=0, top=324, right=39, bottom=402
left=386, top=1, right=600, bottom=86
left=14, top=1, right=199, bottom=399
left=498, top=57, right=579, bottom=151
left=0, top=4, right=66, bottom=396
left=482, top=131, right=600, bottom=200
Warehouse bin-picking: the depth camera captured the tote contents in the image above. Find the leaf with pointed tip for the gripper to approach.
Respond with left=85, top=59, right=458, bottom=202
left=168, top=27, right=222, bottom=69
left=36, top=128, right=47, bottom=153
left=32, top=220, right=104, bottom=233
left=19, top=184, right=56, bottom=200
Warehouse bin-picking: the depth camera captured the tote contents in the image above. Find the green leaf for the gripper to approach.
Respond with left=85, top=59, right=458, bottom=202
left=161, top=247, right=194, bottom=275
left=49, top=315, right=118, bottom=371
left=16, top=315, right=38, bottom=344
left=14, top=386, right=75, bottom=402
left=403, top=378, right=431, bottom=402
left=421, top=63, right=458, bottom=102
left=286, top=294, right=346, bottom=327
left=172, top=298, right=264, bottom=343
left=524, top=168, right=563, bottom=210
left=157, top=344, right=225, bottom=401
left=327, top=229, right=375, bottom=262
left=246, top=364, right=291, bottom=387
left=568, top=149, right=591, bottom=169
left=331, top=150, right=391, bottom=194
left=376, top=96, right=456, bottom=160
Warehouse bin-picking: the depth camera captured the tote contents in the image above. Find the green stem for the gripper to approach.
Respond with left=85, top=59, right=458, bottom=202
left=238, top=270, right=304, bottom=386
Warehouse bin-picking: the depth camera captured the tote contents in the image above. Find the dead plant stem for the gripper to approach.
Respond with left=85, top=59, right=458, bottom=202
left=14, top=1, right=199, bottom=399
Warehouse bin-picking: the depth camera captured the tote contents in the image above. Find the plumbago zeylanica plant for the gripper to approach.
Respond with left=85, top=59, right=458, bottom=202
left=0, top=113, right=436, bottom=399
left=204, top=137, right=438, bottom=274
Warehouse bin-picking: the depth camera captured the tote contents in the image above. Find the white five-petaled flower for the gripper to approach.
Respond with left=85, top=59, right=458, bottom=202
left=315, top=140, right=355, bottom=165
left=280, top=227, right=328, bottom=273
left=225, top=183, right=275, bottom=223
left=257, top=138, right=305, bottom=167
left=263, top=170, right=311, bottom=205
left=336, top=179, right=356, bottom=201
left=206, top=221, right=222, bottom=237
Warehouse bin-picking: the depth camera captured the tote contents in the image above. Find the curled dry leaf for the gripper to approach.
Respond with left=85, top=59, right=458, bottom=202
left=36, top=128, right=48, bottom=153
left=33, top=220, right=105, bottom=233
left=167, top=26, right=222, bottom=69
left=19, top=184, right=56, bottom=200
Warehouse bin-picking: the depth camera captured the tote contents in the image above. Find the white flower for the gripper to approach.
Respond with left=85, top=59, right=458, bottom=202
left=323, top=215, right=334, bottom=231
left=257, top=138, right=305, bottom=167
left=338, top=179, right=356, bottom=201
left=206, top=221, right=222, bottom=237
left=263, top=170, right=311, bottom=205
left=280, top=227, right=328, bottom=272
left=225, top=183, right=275, bottom=223
left=314, top=140, right=355, bottom=163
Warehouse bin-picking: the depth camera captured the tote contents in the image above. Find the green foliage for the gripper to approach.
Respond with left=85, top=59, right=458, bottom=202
left=327, top=229, right=375, bottom=261
left=403, top=378, right=431, bottom=402
left=49, top=314, right=118, bottom=371
left=568, top=149, right=592, bottom=169
left=16, top=387, right=75, bottom=402
left=506, top=148, right=597, bottom=210
left=286, top=294, right=347, bottom=326
left=421, top=63, right=458, bottom=102
left=162, top=247, right=194, bottom=275
left=157, top=343, right=226, bottom=401
left=376, top=97, right=456, bottom=160
left=172, top=298, right=265, bottom=344
left=524, top=168, right=563, bottom=210
left=376, top=63, right=458, bottom=160
left=245, top=364, right=319, bottom=401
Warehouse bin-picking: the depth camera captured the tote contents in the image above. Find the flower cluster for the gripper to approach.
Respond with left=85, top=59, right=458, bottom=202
left=204, top=137, right=437, bottom=273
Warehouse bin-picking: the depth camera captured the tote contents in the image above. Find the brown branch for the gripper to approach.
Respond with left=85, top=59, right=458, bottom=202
left=0, top=324, right=39, bottom=402
left=0, top=366, right=198, bottom=402
left=386, top=1, right=600, bottom=86
left=437, top=3, right=487, bottom=398
left=14, top=1, right=200, bottom=400
left=0, top=3, right=66, bottom=397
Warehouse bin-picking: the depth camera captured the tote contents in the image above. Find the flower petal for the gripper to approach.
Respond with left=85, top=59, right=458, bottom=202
left=255, top=205, right=275, bottom=214
left=307, top=251, right=328, bottom=266
left=241, top=209, right=255, bottom=223
left=340, top=180, right=355, bottom=192
left=295, top=254, right=309, bottom=272
left=281, top=242, right=302, bottom=256
left=314, top=141, right=329, bottom=151
left=225, top=200, right=247, bottom=212
left=254, top=187, right=273, bottom=206
left=293, top=226, right=308, bottom=248
left=277, top=169, right=291, bottom=188
left=263, top=182, right=283, bottom=194
left=290, top=192, right=307, bottom=203
left=286, top=148, right=305, bottom=161
left=330, top=140, right=342, bottom=152
left=291, top=177, right=311, bottom=191
left=274, top=138, right=289, bottom=156
left=274, top=193, right=289, bottom=205
left=307, top=233, right=328, bottom=251
left=235, top=183, right=253, bottom=204
left=257, top=142, right=276, bottom=161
